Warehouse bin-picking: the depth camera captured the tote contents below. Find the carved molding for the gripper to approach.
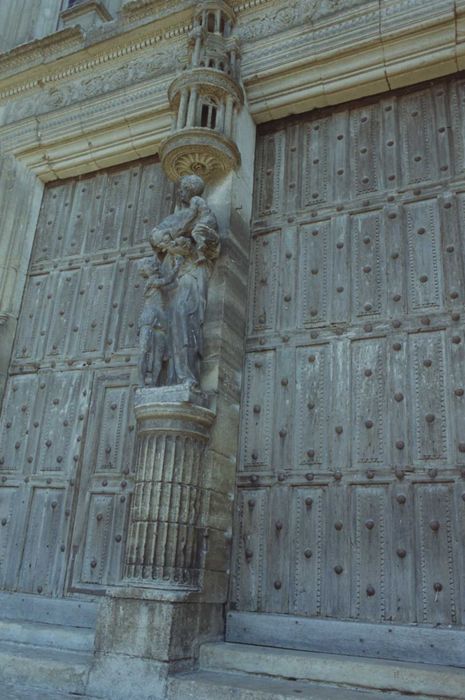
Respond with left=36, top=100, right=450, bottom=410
left=168, top=67, right=244, bottom=107
left=1, top=43, right=182, bottom=124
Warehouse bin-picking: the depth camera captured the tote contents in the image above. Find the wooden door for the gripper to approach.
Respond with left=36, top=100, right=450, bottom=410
left=0, top=157, right=174, bottom=596
left=230, top=75, right=465, bottom=629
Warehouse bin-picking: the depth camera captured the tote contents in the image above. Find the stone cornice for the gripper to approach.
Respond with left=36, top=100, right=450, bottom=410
left=0, top=28, right=85, bottom=82
left=243, top=0, right=465, bottom=121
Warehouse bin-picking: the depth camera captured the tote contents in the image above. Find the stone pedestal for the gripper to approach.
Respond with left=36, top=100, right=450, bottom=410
left=88, top=386, right=220, bottom=700
left=125, top=386, right=216, bottom=588
left=89, top=585, right=224, bottom=700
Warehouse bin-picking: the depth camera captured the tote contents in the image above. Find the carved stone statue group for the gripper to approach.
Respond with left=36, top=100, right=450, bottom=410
left=137, top=174, right=219, bottom=389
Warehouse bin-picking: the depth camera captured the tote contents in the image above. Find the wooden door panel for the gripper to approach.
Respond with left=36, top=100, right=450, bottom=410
left=263, top=487, right=290, bottom=614
left=31, top=181, right=74, bottom=265
left=233, top=75, right=465, bottom=627
left=399, top=90, right=437, bottom=186
left=0, top=157, right=173, bottom=597
left=115, top=258, right=147, bottom=353
left=289, top=486, right=326, bottom=617
left=13, top=273, right=51, bottom=362
left=44, top=269, right=81, bottom=359
left=232, top=487, right=268, bottom=612
left=17, top=486, right=70, bottom=595
left=32, top=371, right=91, bottom=475
left=302, top=117, right=330, bottom=209
left=0, top=486, right=21, bottom=588
left=414, top=483, right=457, bottom=624
left=297, top=221, right=330, bottom=327
left=247, top=232, right=280, bottom=334
left=350, top=485, right=389, bottom=621
left=77, top=491, right=129, bottom=586
left=405, top=199, right=443, bottom=312
left=295, top=344, right=330, bottom=470
left=70, top=369, right=136, bottom=591
left=409, top=331, right=449, bottom=466
left=239, top=350, right=275, bottom=473
left=319, top=485, right=351, bottom=619
left=350, top=211, right=384, bottom=320
left=351, top=338, right=387, bottom=468
left=388, top=481, right=416, bottom=622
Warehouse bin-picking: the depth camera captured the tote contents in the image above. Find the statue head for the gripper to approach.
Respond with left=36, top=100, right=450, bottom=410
left=177, top=174, right=205, bottom=205
left=137, top=257, right=159, bottom=279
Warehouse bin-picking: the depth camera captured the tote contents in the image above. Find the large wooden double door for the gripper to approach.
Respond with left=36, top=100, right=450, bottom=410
left=231, top=75, right=465, bottom=632
left=0, top=158, right=173, bottom=597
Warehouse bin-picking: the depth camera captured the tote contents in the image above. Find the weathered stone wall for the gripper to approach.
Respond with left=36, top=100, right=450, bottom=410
left=0, top=0, right=61, bottom=54
left=0, top=156, right=43, bottom=398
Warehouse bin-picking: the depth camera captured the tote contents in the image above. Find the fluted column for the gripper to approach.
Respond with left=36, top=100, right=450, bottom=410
left=193, top=36, right=202, bottom=66
left=125, top=386, right=215, bottom=587
left=216, top=102, right=225, bottom=132
left=224, top=94, right=234, bottom=137
left=186, top=87, right=198, bottom=127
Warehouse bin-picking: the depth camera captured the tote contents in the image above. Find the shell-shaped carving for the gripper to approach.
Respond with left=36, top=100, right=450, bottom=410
left=160, top=128, right=240, bottom=182
left=173, top=151, right=219, bottom=178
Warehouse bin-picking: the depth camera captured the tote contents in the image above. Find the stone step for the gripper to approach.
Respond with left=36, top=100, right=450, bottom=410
left=198, top=642, right=465, bottom=699
left=0, top=640, right=92, bottom=695
left=168, top=669, right=439, bottom=700
left=2, top=683, right=102, bottom=700
left=0, top=591, right=98, bottom=628
left=0, top=618, right=95, bottom=652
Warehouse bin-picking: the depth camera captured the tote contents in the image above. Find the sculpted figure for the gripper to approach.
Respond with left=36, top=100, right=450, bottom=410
left=137, top=174, right=219, bottom=388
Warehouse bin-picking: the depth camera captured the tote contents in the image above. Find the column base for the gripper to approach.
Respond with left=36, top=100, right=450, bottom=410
left=89, top=588, right=223, bottom=700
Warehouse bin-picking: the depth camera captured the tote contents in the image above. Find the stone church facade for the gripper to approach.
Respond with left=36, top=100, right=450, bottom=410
left=0, top=1, right=465, bottom=698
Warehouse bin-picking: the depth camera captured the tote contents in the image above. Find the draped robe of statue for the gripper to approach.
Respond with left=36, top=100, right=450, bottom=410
left=137, top=174, right=219, bottom=388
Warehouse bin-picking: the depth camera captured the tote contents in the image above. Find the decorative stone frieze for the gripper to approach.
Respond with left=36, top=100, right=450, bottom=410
left=160, top=0, right=244, bottom=182
left=125, top=386, right=215, bottom=587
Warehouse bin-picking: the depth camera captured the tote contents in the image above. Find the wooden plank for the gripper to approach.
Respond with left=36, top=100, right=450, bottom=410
left=231, top=488, right=268, bottom=611
left=226, top=611, right=465, bottom=667
left=239, top=350, right=275, bottom=473
left=247, top=231, right=280, bottom=335
left=289, top=486, right=326, bottom=616
left=295, top=343, right=329, bottom=470
left=297, top=221, right=330, bottom=328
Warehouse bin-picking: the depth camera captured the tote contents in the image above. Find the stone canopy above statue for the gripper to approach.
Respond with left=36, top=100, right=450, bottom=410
left=160, top=0, right=243, bottom=182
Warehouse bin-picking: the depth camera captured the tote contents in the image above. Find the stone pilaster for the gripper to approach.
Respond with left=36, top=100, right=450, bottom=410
left=0, top=155, right=43, bottom=402
left=125, top=386, right=216, bottom=587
